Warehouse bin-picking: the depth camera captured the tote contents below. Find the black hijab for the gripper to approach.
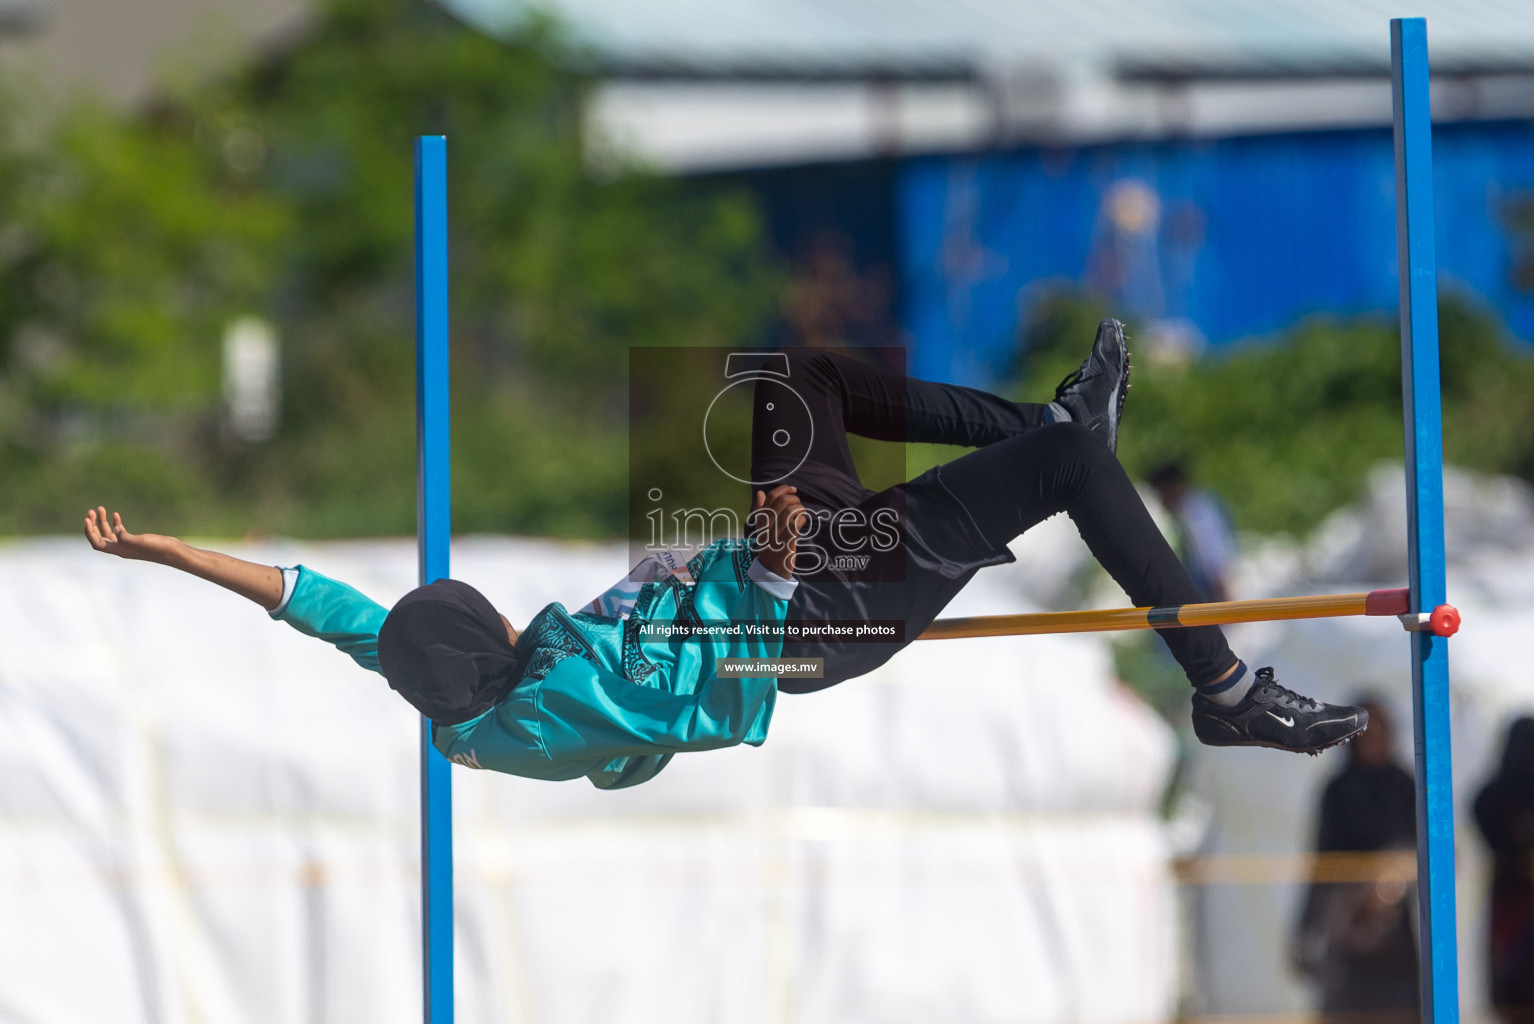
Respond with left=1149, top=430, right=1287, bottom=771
left=377, top=578, right=525, bottom=726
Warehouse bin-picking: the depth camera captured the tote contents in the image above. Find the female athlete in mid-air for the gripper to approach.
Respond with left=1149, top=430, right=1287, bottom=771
left=86, top=322, right=1367, bottom=789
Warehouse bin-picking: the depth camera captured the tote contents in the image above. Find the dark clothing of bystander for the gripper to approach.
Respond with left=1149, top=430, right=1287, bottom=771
left=1295, top=760, right=1420, bottom=1020
left=1474, top=717, right=1534, bottom=1024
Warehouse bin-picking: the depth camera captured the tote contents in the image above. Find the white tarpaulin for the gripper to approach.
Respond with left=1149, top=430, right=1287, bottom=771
left=0, top=523, right=1178, bottom=1024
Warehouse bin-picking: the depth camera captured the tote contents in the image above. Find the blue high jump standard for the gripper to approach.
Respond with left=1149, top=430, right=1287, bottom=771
left=415, top=134, right=455, bottom=1024
left=1391, top=18, right=1458, bottom=1024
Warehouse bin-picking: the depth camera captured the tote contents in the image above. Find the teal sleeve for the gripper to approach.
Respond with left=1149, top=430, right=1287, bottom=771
left=691, top=547, right=790, bottom=668
left=270, top=565, right=389, bottom=673
left=536, top=655, right=777, bottom=763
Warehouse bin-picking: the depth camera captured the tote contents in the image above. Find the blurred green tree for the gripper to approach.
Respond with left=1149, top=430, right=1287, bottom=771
left=0, top=0, right=779, bottom=538
left=1003, top=288, right=1534, bottom=537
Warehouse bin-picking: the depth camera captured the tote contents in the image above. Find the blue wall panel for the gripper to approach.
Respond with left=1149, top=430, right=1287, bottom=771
left=899, top=121, right=1534, bottom=386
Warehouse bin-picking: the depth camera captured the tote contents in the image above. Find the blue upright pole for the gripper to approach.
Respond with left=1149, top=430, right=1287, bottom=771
left=415, top=134, right=455, bottom=1024
left=1390, top=20, right=1458, bottom=1024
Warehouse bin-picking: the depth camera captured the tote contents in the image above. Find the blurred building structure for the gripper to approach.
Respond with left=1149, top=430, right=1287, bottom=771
left=0, top=0, right=309, bottom=105
left=450, top=0, right=1534, bottom=385
left=11, top=0, right=1534, bottom=383
left=452, top=0, right=1534, bottom=172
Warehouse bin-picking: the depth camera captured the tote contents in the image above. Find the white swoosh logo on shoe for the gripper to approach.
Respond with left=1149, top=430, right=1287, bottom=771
left=1266, top=711, right=1295, bottom=728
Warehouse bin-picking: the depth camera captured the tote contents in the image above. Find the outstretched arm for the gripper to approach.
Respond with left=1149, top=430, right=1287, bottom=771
left=83, top=507, right=284, bottom=611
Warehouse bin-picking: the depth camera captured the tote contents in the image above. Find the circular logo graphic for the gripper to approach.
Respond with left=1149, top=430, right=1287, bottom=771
left=702, top=377, right=814, bottom=486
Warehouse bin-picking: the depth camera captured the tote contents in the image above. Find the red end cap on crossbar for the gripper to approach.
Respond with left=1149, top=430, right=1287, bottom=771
left=1429, top=604, right=1461, bottom=637
left=1365, top=588, right=1411, bottom=616
left=1367, top=589, right=1461, bottom=637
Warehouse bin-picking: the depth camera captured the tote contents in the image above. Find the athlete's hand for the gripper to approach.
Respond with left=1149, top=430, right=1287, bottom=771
left=84, top=507, right=179, bottom=564
left=749, top=485, right=808, bottom=579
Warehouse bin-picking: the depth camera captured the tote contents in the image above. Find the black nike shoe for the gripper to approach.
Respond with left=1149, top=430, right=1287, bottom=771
left=1192, top=667, right=1369, bottom=756
left=1054, top=318, right=1131, bottom=454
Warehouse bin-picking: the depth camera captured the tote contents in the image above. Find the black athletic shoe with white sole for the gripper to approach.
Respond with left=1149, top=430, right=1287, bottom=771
left=1192, top=667, right=1369, bottom=756
left=1054, top=318, right=1131, bottom=454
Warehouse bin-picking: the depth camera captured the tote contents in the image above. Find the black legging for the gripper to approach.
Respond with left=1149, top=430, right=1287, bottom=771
left=756, top=349, right=1238, bottom=692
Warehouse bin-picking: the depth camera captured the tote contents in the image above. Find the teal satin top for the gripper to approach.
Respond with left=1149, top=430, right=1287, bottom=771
left=271, top=540, right=789, bottom=789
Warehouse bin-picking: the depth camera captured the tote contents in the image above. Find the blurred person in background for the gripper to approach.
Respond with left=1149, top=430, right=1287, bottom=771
left=1149, top=460, right=1237, bottom=603
left=1291, top=697, right=1419, bottom=1024
left=1474, top=716, right=1534, bottom=1024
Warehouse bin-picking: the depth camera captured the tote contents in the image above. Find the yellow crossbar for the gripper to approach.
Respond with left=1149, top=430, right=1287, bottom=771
left=919, top=588, right=1418, bottom=641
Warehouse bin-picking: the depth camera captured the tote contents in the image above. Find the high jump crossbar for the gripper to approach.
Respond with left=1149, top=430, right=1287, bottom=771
left=920, top=588, right=1460, bottom=641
